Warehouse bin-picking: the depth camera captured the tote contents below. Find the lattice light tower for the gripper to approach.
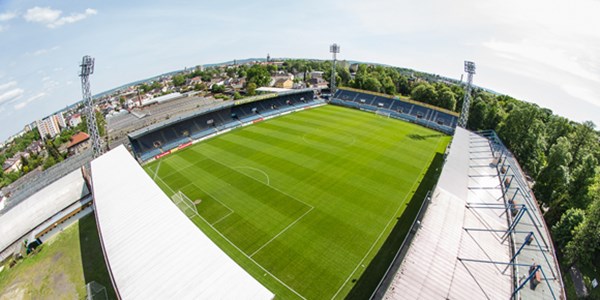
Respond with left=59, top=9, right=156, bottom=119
left=79, top=55, right=104, bottom=158
left=329, top=43, right=340, bottom=96
left=458, top=61, right=476, bottom=128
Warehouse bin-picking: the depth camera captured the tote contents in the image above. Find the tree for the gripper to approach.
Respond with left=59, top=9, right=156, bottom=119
left=382, top=76, right=396, bottom=95
left=411, top=83, right=437, bottom=105
left=568, top=121, right=597, bottom=168
left=211, top=84, right=225, bottom=93
left=247, top=82, right=257, bottom=96
left=233, top=92, right=242, bottom=100
left=552, top=207, right=585, bottom=249
left=363, top=76, right=382, bottom=93
left=246, top=65, right=271, bottom=87
left=45, top=139, right=62, bottom=161
left=172, top=75, right=186, bottom=87
left=337, top=66, right=352, bottom=86
left=565, top=195, right=600, bottom=265
left=467, top=98, right=488, bottom=130
left=498, top=105, right=547, bottom=176
left=534, top=136, right=571, bottom=206
left=568, top=154, right=598, bottom=209
left=438, top=89, right=457, bottom=111
left=396, top=75, right=411, bottom=96
left=43, top=156, right=56, bottom=170
left=193, top=83, right=206, bottom=91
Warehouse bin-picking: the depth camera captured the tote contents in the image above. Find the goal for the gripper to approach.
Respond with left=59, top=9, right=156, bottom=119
left=86, top=281, right=107, bottom=300
left=171, top=191, right=199, bottom=218
left=376, top=110, right=391, bottom=118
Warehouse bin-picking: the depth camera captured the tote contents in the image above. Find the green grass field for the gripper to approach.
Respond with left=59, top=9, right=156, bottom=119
left=0, top=214, right=116, bottom=300
left=144, top=105, right=450, bottom=299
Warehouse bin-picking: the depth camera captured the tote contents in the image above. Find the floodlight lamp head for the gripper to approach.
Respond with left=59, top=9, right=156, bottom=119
left=80, top=55, right=95, bottom=77
left=330, top=43, right=340, bottom=54
left=464, top=61, right=476, bottom=74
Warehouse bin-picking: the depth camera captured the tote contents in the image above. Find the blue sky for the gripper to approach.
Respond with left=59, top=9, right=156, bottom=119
left=1, top=0, right=599, bottom=141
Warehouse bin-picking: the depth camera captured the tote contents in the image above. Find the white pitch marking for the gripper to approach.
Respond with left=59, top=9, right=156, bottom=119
left=250, top=206, right=314, bottom=257
left=152, top=160, right=162, bottom=180
left=233, top=166, right=271, bottom=185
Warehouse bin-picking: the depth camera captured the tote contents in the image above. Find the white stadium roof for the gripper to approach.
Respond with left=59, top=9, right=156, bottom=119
left=384, top=127, right=512, bottom=299
left=91, top=146, right=273, bottom=300
left=0, top=169, right=89, bottom=259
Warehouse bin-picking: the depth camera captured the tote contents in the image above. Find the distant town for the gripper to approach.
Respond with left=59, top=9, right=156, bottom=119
left=0, top=56, right=460, bottom=200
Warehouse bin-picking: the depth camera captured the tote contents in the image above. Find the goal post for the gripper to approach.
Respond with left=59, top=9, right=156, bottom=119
left=376, top=110, right=391, bottom=118
left=171, top=191, right=199, bottom=218
left=86, top=281, right=107, bottom=300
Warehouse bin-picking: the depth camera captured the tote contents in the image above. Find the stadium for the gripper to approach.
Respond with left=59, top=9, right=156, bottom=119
left=0, top=70, right=565, bottom=299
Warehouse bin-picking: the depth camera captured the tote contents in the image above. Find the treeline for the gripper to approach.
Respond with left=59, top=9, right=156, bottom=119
left=281, top=60, right=463, bottom=112
left=467, top=90, right=600, bottom=267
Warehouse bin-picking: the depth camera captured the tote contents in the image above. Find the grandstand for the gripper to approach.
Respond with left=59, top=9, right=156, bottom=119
left=128, top=89, right=320, bottom=161
left=379, top=127, right=564, bottom=299
left=330, top=87, right=459, bottom=134
left=0, top=169, right=92, bottom=262
left=0, top=148, right=93, bottom=214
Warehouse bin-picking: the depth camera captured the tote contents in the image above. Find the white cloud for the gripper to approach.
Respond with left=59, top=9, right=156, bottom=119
left=0, top=88, right=24, bottom=105
left=14, top=92, right=45, bottom=110
left=32, top=46, right=60, bottom=56
left=0, top=12, right=17, bottom=21
left=0, top=24, right=7, bottom=32
left=24, top=7, right=61, bottom=24
left=0, top=81, right=17, bottom=91
left=48, top=8, right=97, bottom=29
left=24, top=7, right=97, bottom=29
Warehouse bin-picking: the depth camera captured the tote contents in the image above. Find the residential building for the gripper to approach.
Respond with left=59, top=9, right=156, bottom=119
left=2, top=156, right=22, bottom=174
left=68, top=114, right=82, bottom=127
left=54, top=113, right=67, bottom=129
left=26, top=141, right=44, bottom=155
left=67, top=132, right=90, bottom=156
left=274, top=78, right=293, bottom=89
left=36, top=117, right=61, bottom=140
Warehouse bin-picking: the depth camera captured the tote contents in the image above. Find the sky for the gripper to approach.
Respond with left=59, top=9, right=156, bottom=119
left=0, top=0, right=599, bottom=141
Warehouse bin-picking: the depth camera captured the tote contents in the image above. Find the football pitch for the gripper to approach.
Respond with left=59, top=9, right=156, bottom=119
left=144, top=105, right=450, bottom=299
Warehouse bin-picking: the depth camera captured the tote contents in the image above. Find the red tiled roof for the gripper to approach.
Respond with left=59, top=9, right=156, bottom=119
left=67, top=132, right=90, bottom=148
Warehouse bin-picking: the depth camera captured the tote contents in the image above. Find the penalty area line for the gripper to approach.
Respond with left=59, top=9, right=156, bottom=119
left=153, top=160, right=162, bottom=180
left=196, top=209, right=307, bottom=300
left=250, top=206, right=313, bottom=258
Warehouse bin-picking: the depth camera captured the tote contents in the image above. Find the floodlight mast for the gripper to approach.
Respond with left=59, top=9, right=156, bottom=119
left=79, top=55, right=104, bottom=158
left=330, top=43, right=340, bottom=96
left=458, top=61, right=476, bottom=128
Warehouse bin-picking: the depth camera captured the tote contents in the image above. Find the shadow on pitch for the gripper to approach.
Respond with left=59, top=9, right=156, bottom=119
left=79, top=213, right=118, bottom=299
left=408, top=133, right=445, bottom=140
left=345, top=153, right=445, bottom=300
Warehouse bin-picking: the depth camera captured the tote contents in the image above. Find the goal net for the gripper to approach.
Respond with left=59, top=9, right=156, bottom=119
left=376, top=110, right=391, bottom=118
left=171, top=191, right=199, bottom=218
left=86, top=281, right=107, bottom=300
